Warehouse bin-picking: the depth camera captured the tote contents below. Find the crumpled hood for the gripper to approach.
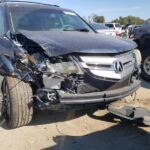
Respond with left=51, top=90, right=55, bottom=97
left=18, top=30, right=137, bottom=57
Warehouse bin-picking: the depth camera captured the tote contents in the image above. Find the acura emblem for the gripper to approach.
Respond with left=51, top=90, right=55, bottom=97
left=113, top=61, right=124, bottom=73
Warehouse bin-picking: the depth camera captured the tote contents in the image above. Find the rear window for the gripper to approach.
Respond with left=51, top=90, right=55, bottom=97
left=105, top=24, right=114, bottom=28
left=115, top=24, right=121, bottom=28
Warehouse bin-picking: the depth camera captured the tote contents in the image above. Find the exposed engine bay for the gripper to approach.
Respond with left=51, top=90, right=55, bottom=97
left=13, top=40, right=85, bottom=107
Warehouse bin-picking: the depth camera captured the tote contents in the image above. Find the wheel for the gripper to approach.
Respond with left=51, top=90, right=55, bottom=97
left=3, top=76, right=33, bottom=129
left=141, top=49, right=150, bottom=81
left=0, top=76, right=4, bottom=113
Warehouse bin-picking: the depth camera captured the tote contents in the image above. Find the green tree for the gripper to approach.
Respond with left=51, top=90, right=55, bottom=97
left=112, top=16, right=145, bottom=25
left=92, top=15, right=105, bottom=23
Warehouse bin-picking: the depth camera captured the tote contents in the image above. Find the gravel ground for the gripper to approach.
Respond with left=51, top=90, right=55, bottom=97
left=0, top=81, right=150, bottom=150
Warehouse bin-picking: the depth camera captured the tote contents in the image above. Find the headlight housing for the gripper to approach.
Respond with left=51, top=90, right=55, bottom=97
left=133, top=49, right=142, bottom=67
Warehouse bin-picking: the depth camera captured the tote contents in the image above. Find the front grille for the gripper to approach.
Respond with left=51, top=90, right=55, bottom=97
left=79, top=51, right=135, bottom=80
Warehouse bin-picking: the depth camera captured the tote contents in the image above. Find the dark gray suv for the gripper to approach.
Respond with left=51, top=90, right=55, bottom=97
left=0, top=1, right=141, bottom=128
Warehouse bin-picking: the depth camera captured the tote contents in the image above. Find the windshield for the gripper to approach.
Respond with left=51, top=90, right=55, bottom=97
left=8, top=5, right=93, bottom=33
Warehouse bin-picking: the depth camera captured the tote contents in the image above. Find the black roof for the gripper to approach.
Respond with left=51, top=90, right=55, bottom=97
left=0, top=0, right=59, bottom=7
left=0, top=0, right=75, bottom=12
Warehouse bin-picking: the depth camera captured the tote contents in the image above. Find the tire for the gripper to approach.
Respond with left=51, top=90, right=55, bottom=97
left=3, top=76, right=33, bottom=129
left=141, top=49, right=150, bottom=81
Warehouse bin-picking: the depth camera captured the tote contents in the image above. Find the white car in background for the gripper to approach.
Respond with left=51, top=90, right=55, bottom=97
left=90, top=23, right=117, bottom=36
left=104, top=23, right=122, bottom=36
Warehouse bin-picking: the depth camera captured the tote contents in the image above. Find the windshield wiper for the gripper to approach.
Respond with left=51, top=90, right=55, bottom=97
left=76, top=28, right=90, bottom=32
left=64, top=28, right=90, bottom=32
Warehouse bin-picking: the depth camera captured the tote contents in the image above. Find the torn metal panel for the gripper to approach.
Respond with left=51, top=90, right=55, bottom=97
left=17, top=30, right=137, bottom=57
left=0, top=37, right=14, bottom=58
left=0, top=55, right=14, bottom=74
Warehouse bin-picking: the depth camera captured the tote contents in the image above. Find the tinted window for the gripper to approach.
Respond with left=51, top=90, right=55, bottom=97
left=0, top=7, right=4, bottom=36
left=8, top=6, right=93, bottom=33
left=105, top=24, right=114, bottom=28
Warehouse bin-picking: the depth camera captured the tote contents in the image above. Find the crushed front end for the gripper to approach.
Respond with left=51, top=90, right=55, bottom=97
left=7, top=40, right=141, bottom=109
left=0, top=32, right=141, bottom=110
left=58, top=50, right=141, bottom=104
left=0, top=1, right=142, bottom=128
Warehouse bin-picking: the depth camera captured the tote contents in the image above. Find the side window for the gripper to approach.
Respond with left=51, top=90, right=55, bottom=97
left=0, top=7, right=4, bottom=36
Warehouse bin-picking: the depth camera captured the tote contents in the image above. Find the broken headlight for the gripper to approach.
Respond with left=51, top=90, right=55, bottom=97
left=31, top=53, right=82, bottom=75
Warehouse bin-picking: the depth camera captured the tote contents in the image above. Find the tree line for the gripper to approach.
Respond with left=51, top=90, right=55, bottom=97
left=91, top=15, right=145, bottom=25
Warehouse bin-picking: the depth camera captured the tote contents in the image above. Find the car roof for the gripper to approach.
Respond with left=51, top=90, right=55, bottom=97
left=0, top=0, right=73, bottom=12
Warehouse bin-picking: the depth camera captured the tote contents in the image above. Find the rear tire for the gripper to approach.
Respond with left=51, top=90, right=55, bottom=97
left=4, top=76, right=33, bottom=129
left=141, top=49, right=150, bottom=81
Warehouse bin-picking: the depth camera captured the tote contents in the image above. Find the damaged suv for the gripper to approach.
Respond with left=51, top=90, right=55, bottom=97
left=0, top=1, right=141, bottom=128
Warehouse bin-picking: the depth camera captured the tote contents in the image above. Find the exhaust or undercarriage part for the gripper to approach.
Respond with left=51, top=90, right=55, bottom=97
left=108, top=98, right=150, bottom=126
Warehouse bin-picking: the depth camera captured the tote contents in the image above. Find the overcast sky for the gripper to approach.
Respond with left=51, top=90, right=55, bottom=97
left=25, top=0, right=150, bottom=21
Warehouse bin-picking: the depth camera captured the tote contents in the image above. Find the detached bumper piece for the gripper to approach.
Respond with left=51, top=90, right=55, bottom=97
left=108, top=98, right=150, bottom=126
left=59, top=81, right=140, bottom=104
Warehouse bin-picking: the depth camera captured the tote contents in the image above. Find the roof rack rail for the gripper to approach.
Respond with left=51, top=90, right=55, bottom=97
left=0, top=0, right=59, bottom=7
left=53, top=5, right=59, bottom=7
left=0, top=0, right=6, bottom=2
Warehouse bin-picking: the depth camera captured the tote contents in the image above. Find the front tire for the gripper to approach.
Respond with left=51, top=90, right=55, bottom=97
left=3, top=76, right=33, bottom=129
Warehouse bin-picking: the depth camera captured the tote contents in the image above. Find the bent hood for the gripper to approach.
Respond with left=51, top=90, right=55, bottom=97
left=18, top=30, right=137, bottom=57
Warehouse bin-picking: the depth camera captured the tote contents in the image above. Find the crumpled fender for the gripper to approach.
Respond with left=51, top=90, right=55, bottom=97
left=0, top=37, right=15, bottom=59
left=0, top=37, right=33, bottom=81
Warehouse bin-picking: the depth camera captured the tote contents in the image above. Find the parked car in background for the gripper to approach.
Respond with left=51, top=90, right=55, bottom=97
left=90, top=23, right=116, bottom=36
left=127, top=25, right=142, bottom=38
left=121, top=24, right=142, bottom=39
left=133, top=19, right=150, bottom=41
left=131, top=25, right=142, bottom=36
left=135, top=33, right=150, bottom=81
left=104, top=23, right=122, bottom=36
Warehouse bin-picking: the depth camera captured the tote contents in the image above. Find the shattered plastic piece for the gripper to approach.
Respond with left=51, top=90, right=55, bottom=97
left=108, top=98, right=150, bottom=126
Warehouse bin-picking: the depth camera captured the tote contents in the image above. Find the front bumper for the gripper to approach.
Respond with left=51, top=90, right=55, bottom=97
left=59, top=80, right=141, bottom=104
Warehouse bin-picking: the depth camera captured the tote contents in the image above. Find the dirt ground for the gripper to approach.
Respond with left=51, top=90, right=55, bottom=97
left=0, top=81, right=150, bottom=150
